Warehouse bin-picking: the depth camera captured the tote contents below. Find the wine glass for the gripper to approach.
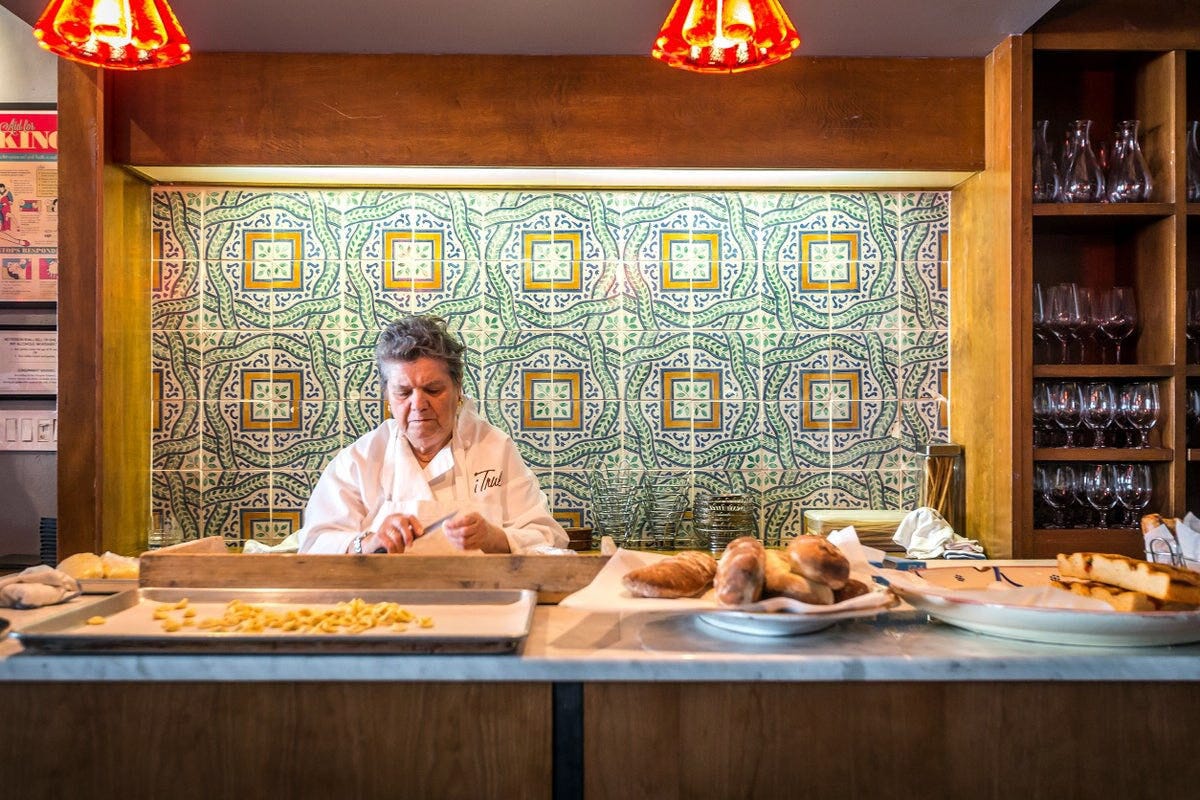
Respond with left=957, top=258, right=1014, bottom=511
left=1081, top=463, right=1119, bottom=528
left=1049, top=381, right=1082, bottom=447
left=1032, top=283, right=1051, bottom=364
left=1040, top=464, right=1077, bottom=529
left=1114, top=463, right=1153, bottom=528
left=1045, top=283, right=1082, bottom=364
left=1190, top=388, right=1200, bottom=450
left=1080, top=382, right=1115, bottom=447
left=1118, top=382, right=1159, bottom=448
left=1187, top=289, right=1200, bottom=364
left=1096, top=286, right=1137, bottom=365
left=1032, top=382, right=1055, bottom=447
left=1075, top=286, right=1099, bottom=363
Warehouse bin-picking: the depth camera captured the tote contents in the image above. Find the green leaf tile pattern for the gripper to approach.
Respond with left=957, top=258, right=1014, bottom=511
left=151, top=188, right=950, bottom=547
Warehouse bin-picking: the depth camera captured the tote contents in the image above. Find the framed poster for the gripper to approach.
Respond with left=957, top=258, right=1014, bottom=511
left=0, top=328, right=56, bottom=395
left=0, top=105, right=57, bottom=304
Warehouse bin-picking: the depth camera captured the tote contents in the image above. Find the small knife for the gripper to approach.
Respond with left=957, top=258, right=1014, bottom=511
left=372, top=511, right=456, bottom=554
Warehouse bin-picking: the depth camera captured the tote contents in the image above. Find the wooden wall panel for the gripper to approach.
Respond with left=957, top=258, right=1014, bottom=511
left=950, top=38, right=1024, bottom=557
left=99, top=165, right=151, bottom=556
left=585, top=681, right=1200, bottom=799
left=107, top=54, right=984, bottom=172
left=2, top=682, right=551, bottom=800
left=56, top=61, right=153, bottom=557
left=56, top=61, right=105, bottom=559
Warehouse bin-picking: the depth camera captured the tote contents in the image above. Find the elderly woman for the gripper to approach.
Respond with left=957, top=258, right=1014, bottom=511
left=298, top=315, right=567, bottom=554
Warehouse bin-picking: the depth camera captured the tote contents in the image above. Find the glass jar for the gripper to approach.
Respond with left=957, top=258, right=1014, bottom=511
left=1032, top=120, right=1061, bottom=202
left=693, top=493, right=756, bottom=554
left=918, top=443, right=965, bottom=535
left=1061, top=120, right=1106, bottom=203
left=1106, top=120, right=1152, bottom=202
left=1186, top=120, right=1200, bottom=203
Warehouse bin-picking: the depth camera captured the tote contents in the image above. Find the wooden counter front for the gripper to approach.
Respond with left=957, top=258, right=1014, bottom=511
left=2, top=682, right=550, bottom=800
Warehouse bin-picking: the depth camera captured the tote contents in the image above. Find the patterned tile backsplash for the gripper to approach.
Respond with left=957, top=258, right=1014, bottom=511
left=150, top=189, right=950, bottom=547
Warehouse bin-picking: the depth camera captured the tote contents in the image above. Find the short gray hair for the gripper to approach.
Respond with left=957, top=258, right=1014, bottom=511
left=376, top=315, right=465, bottom=390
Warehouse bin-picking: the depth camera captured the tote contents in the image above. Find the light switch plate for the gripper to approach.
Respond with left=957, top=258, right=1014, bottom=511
left=0, top=410, right=57, bottom=451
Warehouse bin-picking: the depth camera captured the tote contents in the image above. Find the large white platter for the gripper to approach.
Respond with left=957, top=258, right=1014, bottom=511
left=889, top=565, right=1200, bottom=647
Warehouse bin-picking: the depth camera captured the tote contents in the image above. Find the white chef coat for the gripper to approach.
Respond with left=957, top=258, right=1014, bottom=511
left=297, top=401, right=567, bottom=554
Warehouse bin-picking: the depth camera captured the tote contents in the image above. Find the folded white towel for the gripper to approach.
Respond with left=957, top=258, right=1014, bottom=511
left=0, top=564, right=81, bottom=609
left=242, top=531, right=301, bottom=554
left=893, top=506, right=984, bottom=560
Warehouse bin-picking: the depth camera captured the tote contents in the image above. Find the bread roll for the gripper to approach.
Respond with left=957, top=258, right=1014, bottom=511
left=57, top=552, right=104, bottom=580
left=833, top=578, right=871, bottom=604
left=786, top=535, right=850, bottom=590
left=622, top=551, right=717, bottom=598
left=1140, top=513, right=1176, bottom=537
left=714, top=536, right=766, bottom=606
left=763, top=550, right=834, bottom=604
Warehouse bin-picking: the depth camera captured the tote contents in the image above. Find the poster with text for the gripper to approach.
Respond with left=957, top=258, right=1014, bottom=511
left=0, top=109, right=57, bottom=303
left=0, top=330, right=56, bottom=394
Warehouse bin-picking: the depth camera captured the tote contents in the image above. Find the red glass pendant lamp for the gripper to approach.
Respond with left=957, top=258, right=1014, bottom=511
left=653, top=0, right=800, bottom=74
left=33, top=0, right=191, bottom=70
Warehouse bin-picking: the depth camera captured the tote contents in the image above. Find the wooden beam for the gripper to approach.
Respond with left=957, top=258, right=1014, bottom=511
left=108, top=54, right=984, bottom=172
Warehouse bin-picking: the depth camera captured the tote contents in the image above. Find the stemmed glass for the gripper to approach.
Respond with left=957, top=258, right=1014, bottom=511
left=1096, top=286, right=1137, bottom=364
left=1118, top=382, right=1159, bottom=448
left=1049, top=381, right=1082, bottom=447
left=1187, top=387, right=1200, bottom=449
left=1114, top=463, right=1153, bottom=528
left=1080, top=382, right=1115, bottom=447
left=1076, top=286, right=1099, bottom=363
left=1032, top=283, right=1051, bottom=364
left=1032, top=382, right=1056, bottom=447
left=1081, top=463, right=1118, bottom=529
left=1039, top=464, right=1077, bottom=529
left=1187, top=289, right=1200, bottom=364
left=1046, top=283, right=1082, bottom=364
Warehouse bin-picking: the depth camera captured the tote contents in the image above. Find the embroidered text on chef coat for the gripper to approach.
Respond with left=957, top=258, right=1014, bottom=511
left=473, top=469, right=504, bottom=492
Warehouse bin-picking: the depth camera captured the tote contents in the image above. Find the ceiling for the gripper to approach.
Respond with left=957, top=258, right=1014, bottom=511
left=1, top=0, right=1061, bottom=58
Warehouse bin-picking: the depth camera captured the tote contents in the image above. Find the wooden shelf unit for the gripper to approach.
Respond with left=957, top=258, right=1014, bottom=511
left=1018, top=40, right=1192, bottom=557
left=952, top=19, right=1200, bottom=559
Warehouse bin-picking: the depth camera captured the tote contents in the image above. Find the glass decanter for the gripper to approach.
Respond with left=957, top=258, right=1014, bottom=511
left=1187, top=120, right=1200, bottom=203
left=1061, top=120, right=1105, bottom=203
left=1032, top=120, right=1061, bottom=202
left=1106, top=120, right=1152, bottom=202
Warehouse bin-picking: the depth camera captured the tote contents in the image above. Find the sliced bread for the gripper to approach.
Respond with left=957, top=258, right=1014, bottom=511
left=1057, top=552, right=1200, bottom=606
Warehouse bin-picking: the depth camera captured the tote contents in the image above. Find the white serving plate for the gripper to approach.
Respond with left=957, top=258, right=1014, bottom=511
left=696, top=603, right=891, bottom=637
left=889, top=565, right=1200, bottom=647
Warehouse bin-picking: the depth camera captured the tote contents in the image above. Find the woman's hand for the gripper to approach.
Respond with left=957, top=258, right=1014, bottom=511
left=360, top=512, right=426, bottom=553
left=442, top=512, right=510, bottom=553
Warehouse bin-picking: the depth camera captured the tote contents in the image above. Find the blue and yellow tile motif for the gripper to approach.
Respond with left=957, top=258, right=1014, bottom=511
left=151, top=188, right=951, bottom=547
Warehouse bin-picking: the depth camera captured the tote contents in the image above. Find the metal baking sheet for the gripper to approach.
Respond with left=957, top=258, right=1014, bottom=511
left=12, top=587, right=536, bottom=654
left=78, top=578, right=139, bottom=595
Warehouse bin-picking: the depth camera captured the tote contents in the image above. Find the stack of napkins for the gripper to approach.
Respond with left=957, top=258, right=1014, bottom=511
left=1144, top=514, right=1200, bottom=569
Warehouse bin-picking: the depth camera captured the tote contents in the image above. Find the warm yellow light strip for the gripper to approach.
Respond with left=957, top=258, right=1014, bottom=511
left=127, top=165, right=974, bottom=190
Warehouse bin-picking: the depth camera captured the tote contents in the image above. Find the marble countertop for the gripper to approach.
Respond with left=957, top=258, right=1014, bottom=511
left=4, top=592, right=1200, bottom=682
